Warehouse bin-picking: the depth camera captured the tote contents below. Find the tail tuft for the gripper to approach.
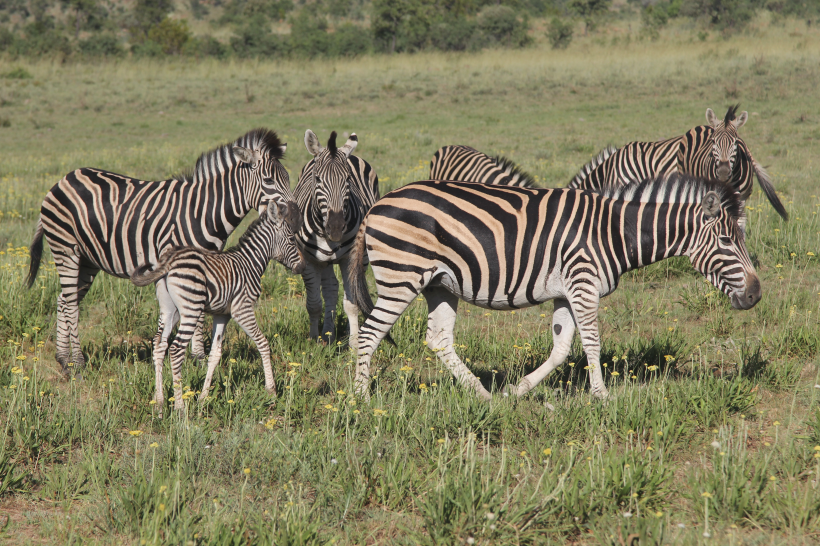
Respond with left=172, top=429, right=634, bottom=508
left=26, top=219, right=44, bottom=289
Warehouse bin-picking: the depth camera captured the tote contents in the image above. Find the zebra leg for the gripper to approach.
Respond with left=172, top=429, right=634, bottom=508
left=568, top=289, right=608, bottom=399
left=509, top=299, right=576, bottom=402
left=153, top=281, right=180, bottom=417
left=319, top=264, right=339, bottom=344
left=199, top=315, right=229, bottom=401
left=339, top=254, right=360, bottom=350
left=190, top=314, right=208, bottom=361
left=55, top=293, right=70, bottom=369
left=355, top=291, right=416, bottom=400
left=302, top=260, right=325, bottom=342
left=424, top=287, right=491, bottom=402
left=233, top=306, right=276, bottom=395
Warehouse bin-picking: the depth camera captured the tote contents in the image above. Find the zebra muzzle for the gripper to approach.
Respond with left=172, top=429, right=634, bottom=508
left=325, top=210, right=345, bottom=242
left=716, top=162, right=731, bottom=181
left=731, top=273, right=761, bottom=310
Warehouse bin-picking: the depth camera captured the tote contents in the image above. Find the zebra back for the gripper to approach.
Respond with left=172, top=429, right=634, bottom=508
left=429, top=145, right=536, bottom=187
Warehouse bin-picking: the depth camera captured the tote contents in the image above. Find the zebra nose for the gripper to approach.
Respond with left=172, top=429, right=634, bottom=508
left=744, top=273, right=761, bottom=308
left=325, top=210, right=345, bottom=242
left=716, top=162, right=731, bottom=181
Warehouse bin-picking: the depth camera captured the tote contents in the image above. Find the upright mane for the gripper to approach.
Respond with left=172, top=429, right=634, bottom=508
left=327, top=131, right=338, bottom=157
left=601, top=173, right=742, bottom=220
left=192, top=128, right=285, bottom=181
left=492, top=154, right=537, bottom=187
left=569, top=145, right=618, bottom=187
left=723, top=104, right=740, bottom=125
left=225, top=212, right=270, bottom=254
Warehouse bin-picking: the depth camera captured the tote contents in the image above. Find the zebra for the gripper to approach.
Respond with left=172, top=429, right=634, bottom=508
left=131, top=192, right=305, bottom=415
left=293, top=130, right=380, bottom=347
left=27, top=128, right=299, bottom=376
left=429, top=144, right=536, bottom=187
left=569, top=106, right=788, bottom=225
left=349, top=174, right=761, bottom=401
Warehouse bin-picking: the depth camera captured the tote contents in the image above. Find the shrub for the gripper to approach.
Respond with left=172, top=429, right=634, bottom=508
left=428, top=17, right=477, bottom=52
left=230, top=20, right=285, bottom=58
left=477, top=5, right=532, bottom=48
left=147, top=18, right=191, bottom=55
left=547, top=17, right=574, bottom=49
left=192, top=35, right=230, bottom=59
left=331, top=23, right=372, bottom=57
left=130, top=40, right=164, bottom=57
left=288, top=10, right=330, bottom=57
left=79, top=34, right=124, bottom=57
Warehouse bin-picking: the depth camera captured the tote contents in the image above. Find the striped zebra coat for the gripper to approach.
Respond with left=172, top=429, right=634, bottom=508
left=131, top=194, right=305, bottom=415
left=294, top=130, right=380, bottom=347
left=429, top=145, right=536, bottom=187
left=569, top=106, right=788, bottom=225
left=349, top=175, right=760, bottom=401
left=27, top=128, right=298, bottom=375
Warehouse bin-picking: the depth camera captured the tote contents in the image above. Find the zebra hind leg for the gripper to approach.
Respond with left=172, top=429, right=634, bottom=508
left=424, top=287, right=491, bottom=402
left=152, top=280, right=180, bottom=418
left=233, top=305, right=276, bottom=395
left=190, top=314, right=208, bottom=361
left=199, top=314, right=229, bottom=402
left=568, top=288, right=608, bottom=399
left=507, top=298, right=577, bottom=409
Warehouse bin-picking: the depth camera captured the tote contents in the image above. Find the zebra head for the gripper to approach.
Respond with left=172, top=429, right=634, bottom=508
left=688, top=184, right=760, bottom=310
left=304, top=129, right=358, bottom=243
left=705, top=105, right=748, bottom=183
left=231, top=128, right=302, bottom=232
left=264, top=192, right=306, bottom=274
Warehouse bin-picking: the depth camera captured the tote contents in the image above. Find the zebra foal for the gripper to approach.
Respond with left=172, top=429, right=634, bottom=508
left=294, top=130, right=380, bottom=347
left=349, top=175, right=760, bottom=401
left=27, top=128, right=299, bottom=376
left=131, top=194, right=305, bottom=415
left=569, top=106, right=788, bottom=225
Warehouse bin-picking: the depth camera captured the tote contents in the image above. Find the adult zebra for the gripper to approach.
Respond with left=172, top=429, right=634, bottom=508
left=349, top=175, right=760, bottom=401
left=569, top=106, right=788, bottom=224
left=27, top=128, right=299, bottom=376
left=294, top=130, right=380, bottom=347
left=429, top=145, right=536, bottom=187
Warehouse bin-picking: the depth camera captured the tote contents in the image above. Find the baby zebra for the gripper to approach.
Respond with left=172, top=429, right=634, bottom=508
left=131, top=195, right=305, bottom=415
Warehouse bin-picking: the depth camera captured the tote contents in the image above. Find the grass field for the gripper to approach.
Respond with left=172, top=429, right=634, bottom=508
left=1, top=20, right=820, bottom=545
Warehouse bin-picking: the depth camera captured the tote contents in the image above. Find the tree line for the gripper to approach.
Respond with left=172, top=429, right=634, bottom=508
left=0, top=0, right=815, bottom=60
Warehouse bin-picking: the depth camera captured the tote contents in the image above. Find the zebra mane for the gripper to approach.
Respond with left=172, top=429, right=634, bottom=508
left=226, top=211, right=270, bottom=254
left=190, top=128, right=285, bottom=181
left=492, top=155, right=537, bottom=187
left=602, top=173, right=742, bottom=219
left=570, top=145, right=618, bottom=187
left=724, top=104, right=740, bottom=125
left=327, top=131, right=338, bottom=157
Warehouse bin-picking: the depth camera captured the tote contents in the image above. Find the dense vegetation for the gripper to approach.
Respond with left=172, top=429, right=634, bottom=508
left=0, top=0, right=817, bottom=59
left=0, top=20, right=819, bottom=546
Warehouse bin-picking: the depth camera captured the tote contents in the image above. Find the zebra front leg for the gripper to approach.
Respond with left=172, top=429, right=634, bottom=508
left=190, top=314, right=208, bottom=361
left=340, top=255, right=359, bottom=350
left=319, top=264, right=339, bottom=344
left=200, top=315, right=229, bottom=401
left=508, top=299, right=576, bottom=407
left=568, top=289, right=608, bottom=399
left=302, top=261, right=325, bottom=342
left=233, top=306, right=276, bottom=395
left=424, top=288, right=491, bottom=401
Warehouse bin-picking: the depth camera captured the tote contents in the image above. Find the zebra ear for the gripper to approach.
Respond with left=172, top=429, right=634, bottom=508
left=733, top=111, right=748, bottom=130
left=339, top=133, right=358, bottom=158
left=265, top=195, right=288, bottom=223
left=705, top=108, right=718, bottom=127
left=304, top=130, right=322, bottom=156
left=702, top=191, right=721, bottom=218
left=233, top=146, right=257, bottom=165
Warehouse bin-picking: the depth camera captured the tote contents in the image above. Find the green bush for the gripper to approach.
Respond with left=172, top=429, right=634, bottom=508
left=331, top=23, right=372, bottom=57
left=476, top=5, right=532, bottom=48
left=428, top=17, right=478, bottom=52
left=78, top=34, right=124, bottom=57
left=130, top=39, right=164, bottom=57
left=547, top=17, right=573, bottom=49
left=288, top=10, right=330, bottom=57
left=147, top=18, right=191, bottom=55
left=230, top=20, right=285, bottom=58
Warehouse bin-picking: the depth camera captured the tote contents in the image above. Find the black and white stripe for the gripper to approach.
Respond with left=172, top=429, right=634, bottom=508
left=294, top=130, right=380, bottom=347
left=569, top=106, right=788, bottom=224
left=131, top=194, right=305, bottom=415
left=27, top=128, right=299, bottom=375
left=429, top=145, right=536, bottom=187
left=349, top=174, right=761, bottom=401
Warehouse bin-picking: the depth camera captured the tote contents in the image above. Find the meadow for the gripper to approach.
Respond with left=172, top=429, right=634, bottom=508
left=1, top=19, right=820, bottom=545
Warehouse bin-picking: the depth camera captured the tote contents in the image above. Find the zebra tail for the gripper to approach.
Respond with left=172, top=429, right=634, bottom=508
left=130, top=257, right=173, bottom=287
left=349, top=219, right=396, bottom=347
left=751, top=155, right=789, bottom=221
left=26, top=218, right=44, bottom=288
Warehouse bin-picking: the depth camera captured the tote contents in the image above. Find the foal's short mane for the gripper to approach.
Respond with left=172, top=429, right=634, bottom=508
left=602, top=173, right=742, bottom=220
left=492, top=154, right=537, bottom=187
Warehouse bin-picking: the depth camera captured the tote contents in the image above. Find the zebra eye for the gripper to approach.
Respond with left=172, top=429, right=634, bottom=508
left=719, top=236, right=733, bottom=246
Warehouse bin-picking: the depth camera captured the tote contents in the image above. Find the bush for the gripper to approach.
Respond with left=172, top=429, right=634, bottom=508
left=476, top=5, right=532, bottom=48
left=641, top=4, right=669, bottom=40
left=230, top=20, right=285, bottom=58
left=130, top=39, right=164, bottom=57
left=192, top=35, right=230, bottom=59
left=288, top=10, right=330, bottom=57
left=147, top=18, right=191, bottom=55
left=428, top=17, right=478, bottom=52
left=331, top=23, right=372, bottom=57
left=79, top=34, right=124, bottom=57
left=547, top=17, right=573, bottom=49
left=680, top=0, right=755, bottom=31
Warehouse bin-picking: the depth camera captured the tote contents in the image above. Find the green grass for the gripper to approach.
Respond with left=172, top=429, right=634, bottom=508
left=1, top=21, right=820, bottom=545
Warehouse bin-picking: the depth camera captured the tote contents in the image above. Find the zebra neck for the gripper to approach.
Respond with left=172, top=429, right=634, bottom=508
left=618, top=200, right=697, bottom=272
left=191, top=160, right=253, bottom=243
left=234, top=222, right=274, bottom=275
